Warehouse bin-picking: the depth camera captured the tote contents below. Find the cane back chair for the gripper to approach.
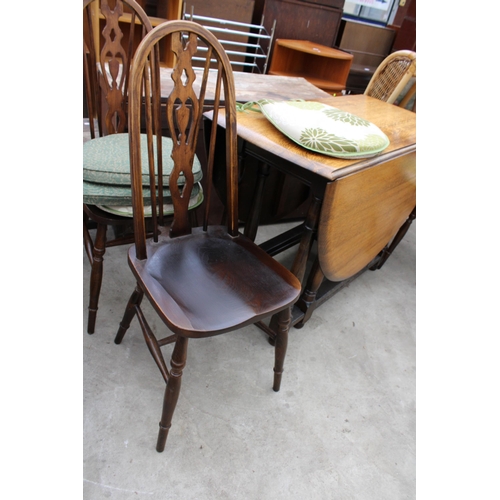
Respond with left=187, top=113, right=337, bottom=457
left=113, top=20, right=302, bottom=452
left=83, top=0, right=203, bottom=334
left=364, top=50, right=416, bottom=109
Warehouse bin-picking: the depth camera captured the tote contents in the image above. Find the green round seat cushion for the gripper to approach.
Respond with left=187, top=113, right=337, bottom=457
left=83, top=133, right=203, bottom=186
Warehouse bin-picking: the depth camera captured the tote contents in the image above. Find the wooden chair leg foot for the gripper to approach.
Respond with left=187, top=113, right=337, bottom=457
left=155, top=336, right=188, bottom=451
left=273, top=370, right=283, bottom=392
left=115, top=285, right=143, bottom=344
left=87, top=309, right=97, bottom=335
left=273, top=308, right=290, bottom=392
left=87, top=223, right=107, bottom=334
left=156, top=424, right=171, bottom=453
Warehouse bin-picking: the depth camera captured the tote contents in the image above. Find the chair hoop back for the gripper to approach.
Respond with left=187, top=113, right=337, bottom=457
left=128, top=20, right=239, bottom=260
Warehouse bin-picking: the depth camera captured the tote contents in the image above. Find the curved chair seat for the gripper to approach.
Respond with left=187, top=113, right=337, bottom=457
left=129, top=226, right=300, bottom=336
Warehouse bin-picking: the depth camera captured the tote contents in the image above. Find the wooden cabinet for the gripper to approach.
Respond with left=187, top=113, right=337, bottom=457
left=301, top=0, right=344, bottom=7
left=258, top=0, right=344, bottom=72
left=336, top=19, right=396, bottom=94
left=268, top=39, right=352, bottom=93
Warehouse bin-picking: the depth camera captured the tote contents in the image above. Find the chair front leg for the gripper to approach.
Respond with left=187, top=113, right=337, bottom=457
left=273, top=307, right=291, bottom=392
left=114, top=284, right=143, bottom=344
left=156, top=336, right=189, bottom=452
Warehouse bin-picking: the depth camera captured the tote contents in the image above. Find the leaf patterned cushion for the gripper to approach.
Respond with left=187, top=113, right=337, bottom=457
left=83, top=133, right=203, bottom=185
left=251, top=100, right=390, bottom=159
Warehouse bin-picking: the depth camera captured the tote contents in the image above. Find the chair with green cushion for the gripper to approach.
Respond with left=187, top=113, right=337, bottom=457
left=83, top=0, right=203, bottom=334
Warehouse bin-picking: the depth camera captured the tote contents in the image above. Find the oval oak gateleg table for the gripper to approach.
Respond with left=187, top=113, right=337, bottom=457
left=207, top=94, right=416, bottom=340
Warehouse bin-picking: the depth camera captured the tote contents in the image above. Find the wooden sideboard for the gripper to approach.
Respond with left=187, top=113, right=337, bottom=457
left=336, top=19, right=396, bottom=94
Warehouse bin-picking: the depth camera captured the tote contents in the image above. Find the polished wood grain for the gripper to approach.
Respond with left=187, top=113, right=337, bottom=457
left=158, top=66, right=331, bottom=103
left=268, top=39, right=353, bottom=92
left=213, top=94, right=416, bottom=180
left=317, top=152, right=416, bottom=282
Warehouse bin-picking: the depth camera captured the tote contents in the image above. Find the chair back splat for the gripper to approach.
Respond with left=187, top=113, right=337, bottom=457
left=116, top=20, right=301, bottom=452
left=83, top=0, right=153, bottom=137
left=128, top=21, right=239, bottom=256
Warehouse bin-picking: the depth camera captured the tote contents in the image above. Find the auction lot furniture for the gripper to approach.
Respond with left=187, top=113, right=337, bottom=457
left=207, top=94, right=416, bottom=340
left=114, top=20, right=302, bottom=452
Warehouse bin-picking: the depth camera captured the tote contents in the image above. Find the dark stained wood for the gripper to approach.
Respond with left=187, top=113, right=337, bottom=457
left=392, top=0, right=416, bottom=52
left=336, top=19, right=396, bottom=94
left=83, top=0, right=153, bottom=334
left=114, top=21, right=302, bottom=452
left=370, top=206, right=416, bottom=271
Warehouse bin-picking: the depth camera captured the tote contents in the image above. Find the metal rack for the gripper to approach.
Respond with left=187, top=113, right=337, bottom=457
left=183, top=9, right=276, bottom=74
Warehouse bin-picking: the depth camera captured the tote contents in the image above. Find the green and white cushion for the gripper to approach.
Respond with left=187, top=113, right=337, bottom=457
left=243, top=100, right=390, bottom=159
left=83, top=133, right=203, bottom=185
left=83, top=179, right=202, bottom=206
left=95, top=182, right=204, bottom=217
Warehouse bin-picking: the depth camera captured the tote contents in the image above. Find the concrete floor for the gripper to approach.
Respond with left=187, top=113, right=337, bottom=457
left=83, top=217, right=416, bottom=499
left=83, top=116, right=415, bottom=499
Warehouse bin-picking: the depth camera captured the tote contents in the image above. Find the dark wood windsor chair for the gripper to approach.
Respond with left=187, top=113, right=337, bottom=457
left=83, top=0, right=202, bottom=334
left=113, top=20, right=302, bottom=452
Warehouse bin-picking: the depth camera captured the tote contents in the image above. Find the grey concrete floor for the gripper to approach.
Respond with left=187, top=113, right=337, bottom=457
left=83, top=217, right=416, bottom=499
left=83, top=115, right=415, bottom=499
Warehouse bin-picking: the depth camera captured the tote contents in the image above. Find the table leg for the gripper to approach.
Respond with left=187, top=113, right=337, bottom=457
left=295, top=256, right=325, bottom=328
left=262, top=193, right=322, bottom=342
left=370, top=206, right=416, bottom=271
left=244, top=161, right=271, bottom=241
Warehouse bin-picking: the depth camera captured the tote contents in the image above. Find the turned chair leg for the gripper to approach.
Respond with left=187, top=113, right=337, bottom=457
left=114, top=284, right=144, bottom=344
left=87, top=223, right=107, bottom=334
left=157, top=336, right=189, bottom=452
left=273, top=307, right=291, bottom=392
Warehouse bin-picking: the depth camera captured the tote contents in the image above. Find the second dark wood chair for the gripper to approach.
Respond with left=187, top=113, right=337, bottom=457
left=113, top=20, right=302, bottom=452
left=83, top=0, right=202, bottom=334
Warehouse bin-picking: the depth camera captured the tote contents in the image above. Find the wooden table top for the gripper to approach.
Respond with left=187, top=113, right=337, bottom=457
left=210, top=94, right=416, bottom=182
left=159, top=67, right=332, bottom=103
